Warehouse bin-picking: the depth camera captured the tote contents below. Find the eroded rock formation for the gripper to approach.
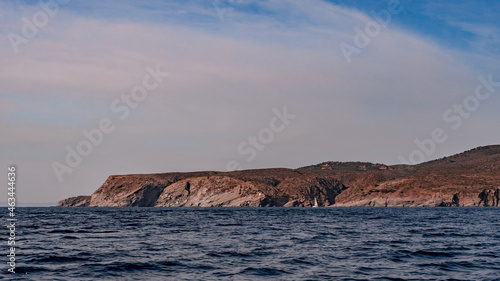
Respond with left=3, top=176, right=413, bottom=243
left=67, top=169, right=347, bottom=207
left=58, top=145, right=500, bottom=207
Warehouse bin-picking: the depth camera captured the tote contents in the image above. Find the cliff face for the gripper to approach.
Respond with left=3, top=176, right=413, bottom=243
left=80, top=169, right=346, bottom=207
left=58, top=145, right=500, bottom=207
left=329, top=146, right=500, bottom=207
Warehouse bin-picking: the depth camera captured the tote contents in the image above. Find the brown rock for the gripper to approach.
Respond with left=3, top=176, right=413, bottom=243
left=57, top=145, right=500, bottom=207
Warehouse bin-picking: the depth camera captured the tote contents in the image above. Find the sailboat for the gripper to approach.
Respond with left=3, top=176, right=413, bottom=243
left=313, top=197, right=319, bottom=208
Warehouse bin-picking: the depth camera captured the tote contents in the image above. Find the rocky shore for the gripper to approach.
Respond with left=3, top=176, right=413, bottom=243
left=58, top=145, right=500, bottom=207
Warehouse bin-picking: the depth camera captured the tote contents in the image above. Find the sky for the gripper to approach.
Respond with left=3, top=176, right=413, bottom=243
left=1, top=0, right=499, bottom=204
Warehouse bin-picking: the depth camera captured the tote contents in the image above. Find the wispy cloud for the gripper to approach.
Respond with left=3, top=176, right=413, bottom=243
left=1, top=0, right=499, bottom=203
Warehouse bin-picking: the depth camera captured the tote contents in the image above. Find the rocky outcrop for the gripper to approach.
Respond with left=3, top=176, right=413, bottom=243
left=58, top=145, right=500, bottom=207
left=61, top=169, right=347, bottom=207
left=155, top=176, right=264, bottom=207
left=57, top=196, right=91, bottom=207
left=494, top=188, right=500, bottom=207
left=331, top=146, right=500, bottom=207
left=451, top=192, right=460, bottom=207
left=477, top=188, right=500, bottom=207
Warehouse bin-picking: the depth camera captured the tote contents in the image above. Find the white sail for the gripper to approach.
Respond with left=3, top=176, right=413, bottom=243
left=313, top=198, right=319, bottom=207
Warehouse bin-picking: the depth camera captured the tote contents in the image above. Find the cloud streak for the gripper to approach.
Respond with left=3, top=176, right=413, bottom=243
left=1, top=0, right=499, bottom=204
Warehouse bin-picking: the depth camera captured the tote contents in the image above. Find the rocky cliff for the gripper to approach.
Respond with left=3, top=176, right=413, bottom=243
left=58, top=145, right=500, bottom=207
left=58, top=169, right=347, bottom=207
left=57, top=196, right=91, bottom=207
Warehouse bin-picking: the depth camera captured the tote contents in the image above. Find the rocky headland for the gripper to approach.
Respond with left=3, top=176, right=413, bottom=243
left=58, top=145, right=500, bottom=207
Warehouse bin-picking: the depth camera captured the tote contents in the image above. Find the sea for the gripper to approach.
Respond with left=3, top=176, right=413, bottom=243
left=3, top=207, right=500, bottom=280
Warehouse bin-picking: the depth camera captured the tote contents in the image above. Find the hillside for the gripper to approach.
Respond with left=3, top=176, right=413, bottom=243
left=58, top=145, right=500, bottom=207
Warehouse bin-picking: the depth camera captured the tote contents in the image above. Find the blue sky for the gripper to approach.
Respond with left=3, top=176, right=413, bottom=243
left=1, top=0, right=499, bottom=204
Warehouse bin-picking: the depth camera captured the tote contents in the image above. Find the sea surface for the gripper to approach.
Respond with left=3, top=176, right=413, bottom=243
left=3, top=207, right=500, bottom=280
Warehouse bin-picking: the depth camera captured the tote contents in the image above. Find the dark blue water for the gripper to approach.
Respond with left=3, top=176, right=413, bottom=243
left=3, top=208, right=500, bottom=280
